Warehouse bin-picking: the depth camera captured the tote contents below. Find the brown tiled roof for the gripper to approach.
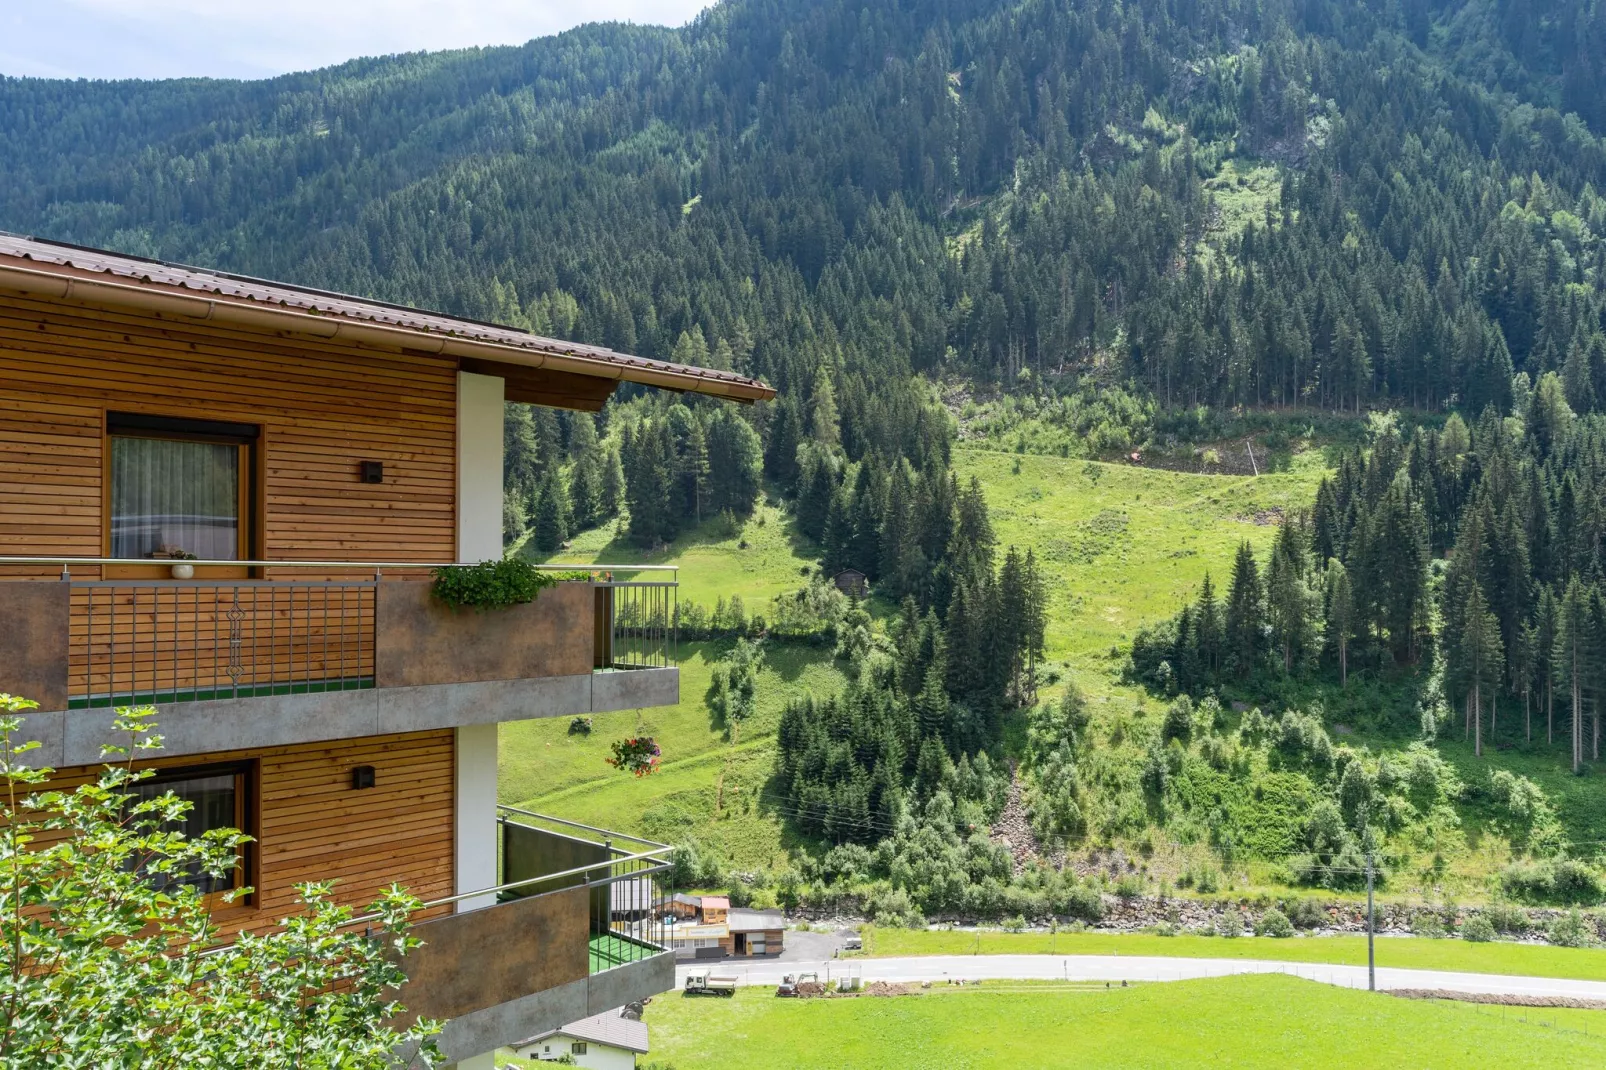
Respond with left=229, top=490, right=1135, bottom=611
left=0, top=232, right=775, bottom=402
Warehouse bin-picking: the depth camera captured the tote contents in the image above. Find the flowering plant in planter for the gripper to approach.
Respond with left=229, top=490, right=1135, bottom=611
left=606, top=737, right=661, bottom=777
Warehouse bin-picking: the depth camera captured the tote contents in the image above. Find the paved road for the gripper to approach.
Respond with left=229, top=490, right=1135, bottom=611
left=675, top=954, right=1606, bottom=1000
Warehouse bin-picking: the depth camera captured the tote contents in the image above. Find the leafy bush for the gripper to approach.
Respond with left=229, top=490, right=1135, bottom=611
left=1500, top=858, right=1605, bottom=906
left=1460, top=914, right=1497, bottom=943
left=1161, top=696, right=1194, bottom=744
left=1059, top=882, right=1105, bottom=923
left=1255, top=908, right=1295, bottom=938
left=1546, top=908, right=1596, bottom=948
left=1485, top=903, right=1530, bottom=934
left=1003, top=915, right=1028, bottom=932
left=1283, top=897, right=1328, bottom=930
left=0, top=699, right=441, bottom=1067
left=1214, top=910, right=1245, bottom=938
left=1113, top=873, right=1146, bottom=899
left=1410, top=912, right=1448, bottom=939
left=431, top=558, right=561, bottom=609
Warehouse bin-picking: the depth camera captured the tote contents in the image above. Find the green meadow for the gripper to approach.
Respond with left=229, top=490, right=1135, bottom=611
left=632, top=974, right=1606, bottom=1069
left=864, top=927, right=1606, bottom=983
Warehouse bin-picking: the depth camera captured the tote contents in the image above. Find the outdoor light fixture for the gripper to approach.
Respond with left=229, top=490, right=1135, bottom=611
left=351, top=765, right=376, bottom=790
left=359, top=460, right=384, bottom=483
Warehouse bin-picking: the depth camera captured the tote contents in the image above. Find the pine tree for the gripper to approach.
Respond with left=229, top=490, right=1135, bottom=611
left=810, top=368, right=840, bottom=449
left=1535, top=585, right=1560, bottom=745
left=1325, top=559, right=1355, bottom=687
left=1554, top=578, right=1592, bottom=774
left=1224, top=541, right=1264, bottom=676
left=1457, top=584, right=1504, bottom=758
left=533, top=466, right=570, bottom=553
left=1194, top=571, right=1222, bottom=677
left=601, top=446, right=625, bottom=520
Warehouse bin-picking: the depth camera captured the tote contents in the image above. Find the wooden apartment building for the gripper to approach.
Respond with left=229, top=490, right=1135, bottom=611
left=0, top=234, right=772, bottom=1067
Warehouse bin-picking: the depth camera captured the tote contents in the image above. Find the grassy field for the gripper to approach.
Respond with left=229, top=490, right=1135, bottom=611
left=864, top=928, right=1606, bottom=983
left=506, top=503, right=843, bottom=871
left=953, top=447, right=1328, bottom=689
left=637, top=974, right=1606, bottom=1069
left=528, top=497, right=815, bottom=609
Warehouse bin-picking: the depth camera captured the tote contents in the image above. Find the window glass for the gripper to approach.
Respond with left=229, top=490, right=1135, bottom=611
left=128, top=770, right=240, bottom=894
left=110, top=436, right=240, bottom=560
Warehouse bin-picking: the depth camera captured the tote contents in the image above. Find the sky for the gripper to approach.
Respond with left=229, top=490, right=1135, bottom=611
left=0, top=0, right=714, bottom=81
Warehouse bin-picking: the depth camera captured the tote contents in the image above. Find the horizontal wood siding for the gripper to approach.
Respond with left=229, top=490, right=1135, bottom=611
left=0, top=292, right=458, bottom=577
left=37, top=730, right=455, bottom=936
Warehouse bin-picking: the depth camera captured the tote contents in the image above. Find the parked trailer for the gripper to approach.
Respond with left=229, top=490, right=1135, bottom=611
left=683, top=971, right=738, bottom=997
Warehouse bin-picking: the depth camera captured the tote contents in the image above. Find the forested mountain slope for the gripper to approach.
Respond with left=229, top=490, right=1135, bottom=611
left=3, top=0, right=1605, bottom=413
left=7, top=0, right=1606, bottom=917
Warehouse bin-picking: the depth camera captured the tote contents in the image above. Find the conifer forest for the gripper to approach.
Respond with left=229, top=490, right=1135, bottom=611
left=6, top=0, right=1606, bottom=917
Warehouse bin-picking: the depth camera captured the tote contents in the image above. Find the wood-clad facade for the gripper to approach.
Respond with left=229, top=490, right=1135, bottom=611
left=0, top=291, right=458, bottom=575
left=0, top=235, right=727, bottom=1062
left=36, top=730, right=457, bottom=935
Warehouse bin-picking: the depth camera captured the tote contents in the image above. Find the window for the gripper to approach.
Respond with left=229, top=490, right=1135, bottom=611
left=571, top=1042, right=587, bottom=1055
left=107, top=413, right=258, bottom=566
left=127, top=762, right=252, bottom=898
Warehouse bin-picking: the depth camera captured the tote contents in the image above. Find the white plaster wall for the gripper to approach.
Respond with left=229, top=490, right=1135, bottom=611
left=516, top=1037, right=637, bottom=1069
left=454, top=722, right=498, bottom=913
left=456, top=370, right=504, bottom=564
left=449, top=1053, right=496, bottom=1070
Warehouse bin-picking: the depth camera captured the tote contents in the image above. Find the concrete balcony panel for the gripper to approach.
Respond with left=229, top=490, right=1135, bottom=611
left=9, top=668, right=677, bottom=766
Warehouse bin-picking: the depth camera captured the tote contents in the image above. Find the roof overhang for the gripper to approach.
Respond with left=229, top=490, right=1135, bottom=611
left=0, top=236, right=776, bottom=405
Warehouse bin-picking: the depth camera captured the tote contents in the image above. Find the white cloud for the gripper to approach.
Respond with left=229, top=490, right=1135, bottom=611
left=0, top=0, right=713, bottom=81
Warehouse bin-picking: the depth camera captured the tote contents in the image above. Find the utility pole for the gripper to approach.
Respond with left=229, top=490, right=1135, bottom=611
left=1366, top=841, right=1376, bottom=992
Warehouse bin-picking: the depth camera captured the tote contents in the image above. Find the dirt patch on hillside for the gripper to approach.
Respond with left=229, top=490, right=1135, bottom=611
left=990, top=762, right=1063, bottom=875
left=1388, top=989, right=1606, bottom=1011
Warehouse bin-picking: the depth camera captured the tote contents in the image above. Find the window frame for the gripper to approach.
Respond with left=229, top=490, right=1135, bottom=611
left=103, top=412, right=261, bottom=579
left=135, top=759, right=257, bottom=909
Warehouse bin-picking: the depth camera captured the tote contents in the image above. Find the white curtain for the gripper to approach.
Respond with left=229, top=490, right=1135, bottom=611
left=110, top=437, right=239, bottom=560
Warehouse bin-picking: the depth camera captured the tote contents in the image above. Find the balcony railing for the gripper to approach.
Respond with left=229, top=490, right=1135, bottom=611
left=0, top=558, right=677, bottom=709
left=496, top=805, right=672, bottom=972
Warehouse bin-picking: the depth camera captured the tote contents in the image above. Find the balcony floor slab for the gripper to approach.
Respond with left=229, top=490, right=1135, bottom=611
left=15, top=667, right=679, bottom=766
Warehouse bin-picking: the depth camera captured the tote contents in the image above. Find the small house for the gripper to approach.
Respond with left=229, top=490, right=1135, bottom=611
left=512, top=1011, right=649, bottom=1068
left=723, top=909, right=786, bottom=957
left=662, top=892, right=704, bottom=921
left=833, top=568, right=868, bottom=598
left=699, top=895, right=730, bottom=925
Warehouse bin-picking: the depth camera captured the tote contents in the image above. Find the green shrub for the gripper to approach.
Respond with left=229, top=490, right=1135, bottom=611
left=1113, top=873, right=1146, bottom=899
left=431, top=558, right=562, bottom=609
left=1500, top=858, right=1605, bottom=906
left=1283, top=898, right=1327, bottom=930
left=1059, top=882, right=1105, bottom=923
left=1485, top=903, right=1530, bottom=935
left=1255, top=908, right=1295, bottom=938
left=1547, top=908, right=1596, bottom=948
left=1214, top=910, right=1245, bottom=938
left=1410, top=913, right=1448, bottom=939
left=1460, top=914, right=1497, bottom=942
left=1002, top=914, right=1028, bottom=933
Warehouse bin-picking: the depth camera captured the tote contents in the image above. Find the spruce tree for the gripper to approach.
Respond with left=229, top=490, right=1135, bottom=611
left=533, top=466, right=570, bottom=553
left=1224, top=541, right=1264, bottom=677
left=1325, top=559, right=1355, bottom=687
left=1554, top=578, right=1592, bottom=774
left=1457, top=583, right=1503, bottom=758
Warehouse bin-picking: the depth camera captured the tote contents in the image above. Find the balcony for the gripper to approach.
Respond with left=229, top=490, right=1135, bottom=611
left=399, top=808, right=674, bottom=1061
left=0, top=558, right=679, bottom=763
